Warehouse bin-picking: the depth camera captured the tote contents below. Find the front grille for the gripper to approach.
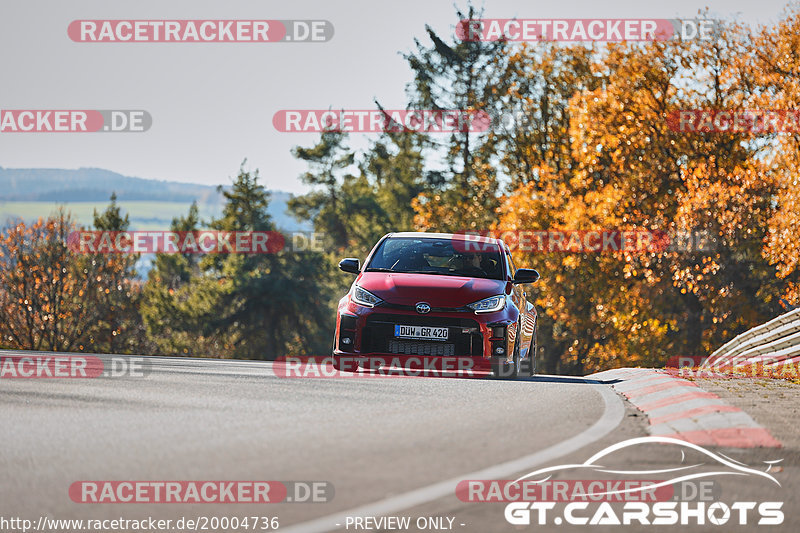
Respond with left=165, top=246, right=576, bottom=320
left=368, top=313, right=479, bottom=327
left=361, top=314, right=482, bottom=356
left=388, top=340, right=455, bottom=356
left=381, top=302, right=470, bottom=313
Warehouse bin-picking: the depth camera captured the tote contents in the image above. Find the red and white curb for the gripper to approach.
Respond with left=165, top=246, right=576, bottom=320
left=589, top=368, right=781, bottom=448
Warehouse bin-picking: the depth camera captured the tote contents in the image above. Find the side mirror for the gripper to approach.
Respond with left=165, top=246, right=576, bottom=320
left=339, top=258, right=360, bottom=274
left=513, top=268, right=540, bottom=284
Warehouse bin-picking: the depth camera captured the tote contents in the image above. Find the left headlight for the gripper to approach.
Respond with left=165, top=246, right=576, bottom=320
left=467, top=295, right=505, bottom=313
left=352, top=285, right=383, bottom=308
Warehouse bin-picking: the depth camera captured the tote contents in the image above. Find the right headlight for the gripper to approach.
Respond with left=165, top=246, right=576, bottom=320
left=352, top=285, right=383, bottom=308
left=467, top=295, right=505, bottom=313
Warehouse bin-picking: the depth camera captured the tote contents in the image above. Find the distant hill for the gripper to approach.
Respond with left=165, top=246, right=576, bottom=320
left=0, top=167, right=309, bottom=231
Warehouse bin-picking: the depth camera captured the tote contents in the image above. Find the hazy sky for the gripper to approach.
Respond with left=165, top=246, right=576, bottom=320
left=0, top=0, right=795, bottom=194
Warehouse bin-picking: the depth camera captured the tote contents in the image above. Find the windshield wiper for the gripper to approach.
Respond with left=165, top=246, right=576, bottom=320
left=364, top=267, right=396, bottom=272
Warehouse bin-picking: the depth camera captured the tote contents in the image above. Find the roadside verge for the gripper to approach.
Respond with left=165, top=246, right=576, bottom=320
left=589, top=368, right=782, bottom=448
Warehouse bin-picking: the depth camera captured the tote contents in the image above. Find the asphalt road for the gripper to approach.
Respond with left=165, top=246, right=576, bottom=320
left=1, top=351, right=797, bottom=532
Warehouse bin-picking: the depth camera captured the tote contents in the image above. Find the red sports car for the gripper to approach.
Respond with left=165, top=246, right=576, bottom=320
left=332, top=232, right=539, bottom=378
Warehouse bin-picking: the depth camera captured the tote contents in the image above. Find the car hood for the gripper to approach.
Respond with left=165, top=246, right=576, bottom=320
left=356, top=272, right=507, bottom=307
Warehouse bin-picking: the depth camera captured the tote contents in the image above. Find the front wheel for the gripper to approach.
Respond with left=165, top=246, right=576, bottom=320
left=492, top=329, right=520, bottom=380
left=524, top=336, right=537, bottom=376
left=523, top=321, right=538, bottom=377
left=331, top=356, right=358, bottom=372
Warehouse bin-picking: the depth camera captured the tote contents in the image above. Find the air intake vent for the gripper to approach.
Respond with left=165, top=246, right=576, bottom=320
left=387, top=340, right=455, bottom=357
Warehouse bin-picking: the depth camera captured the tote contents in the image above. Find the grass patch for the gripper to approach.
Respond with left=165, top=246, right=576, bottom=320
left=0, top=201, right=222, bottom=231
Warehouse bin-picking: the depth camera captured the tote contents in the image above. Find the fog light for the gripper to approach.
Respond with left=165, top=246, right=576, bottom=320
left=342, top=337, right=352, bottom=345
left=495, top=346, right=505, bottom=355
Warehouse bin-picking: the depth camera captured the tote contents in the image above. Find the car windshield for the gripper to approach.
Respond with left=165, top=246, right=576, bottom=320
left=365, top=237, right=504, bottom=280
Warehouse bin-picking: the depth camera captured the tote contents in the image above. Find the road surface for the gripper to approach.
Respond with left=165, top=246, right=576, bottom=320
left=1, top=351, right=796, bottom=532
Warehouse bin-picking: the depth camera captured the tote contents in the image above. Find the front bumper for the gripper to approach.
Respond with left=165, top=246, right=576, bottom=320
left=333, top=300, right=516, bottom=366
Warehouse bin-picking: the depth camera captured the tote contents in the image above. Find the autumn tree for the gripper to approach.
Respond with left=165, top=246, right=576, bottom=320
left=288, top=131, right=358, bottom=251
left=0, top=210, right=106, bottom=351
left=90, top=193, right=145, bottom=353
left=407, top=6, right=509, bottom=231
left=752, top=8, right=800, bottom=305
left=497, top=19, right=789, bottom=373
left=142, top=164, right=335, bottom=359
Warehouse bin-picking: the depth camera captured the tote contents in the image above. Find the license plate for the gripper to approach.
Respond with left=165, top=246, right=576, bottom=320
left=394, top=325, right=449, bottom=341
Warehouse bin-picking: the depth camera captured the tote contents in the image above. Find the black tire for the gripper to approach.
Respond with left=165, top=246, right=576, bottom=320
left=358, top=358, right=380, bottom=370
left=525, top=321, right=538, bottom=377
left=492, top=325, right=521, bottom=379
left=525, top=336, right=537, bottom=376
left=331, top=356, right=357, bottom=372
